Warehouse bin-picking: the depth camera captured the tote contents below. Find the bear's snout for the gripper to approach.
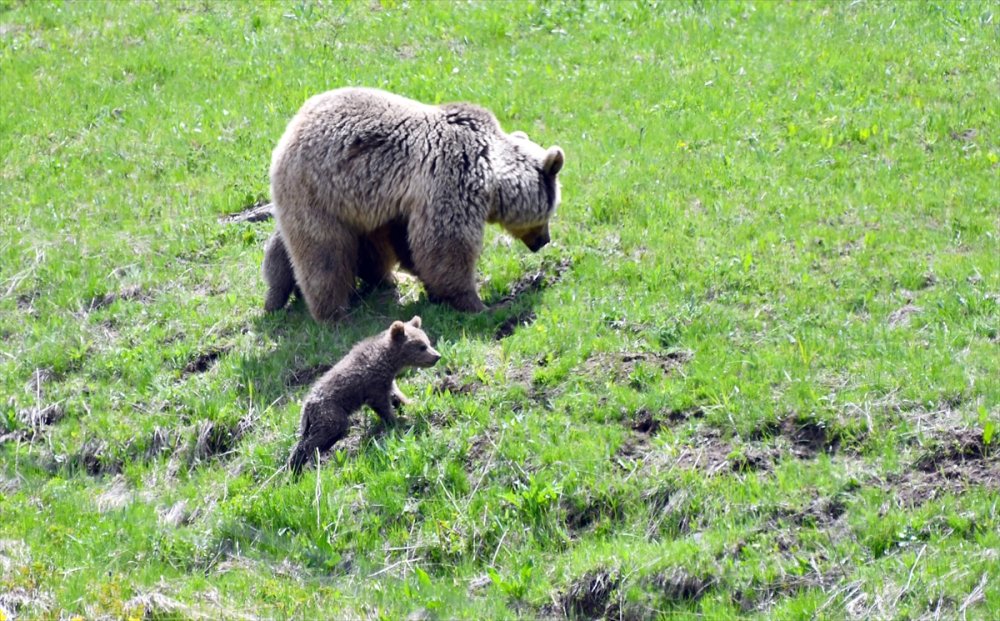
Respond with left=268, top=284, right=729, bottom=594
left=515, top=223, right=550, bottom=253
left=526, top=232, right=550, bottom=252
left=422, top=345, right=442, bottom=367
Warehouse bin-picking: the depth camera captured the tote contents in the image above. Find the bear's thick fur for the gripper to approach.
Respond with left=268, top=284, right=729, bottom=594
left=265, top=87, right=564, bottom=321
left=287, top=316, right=440, bottom=476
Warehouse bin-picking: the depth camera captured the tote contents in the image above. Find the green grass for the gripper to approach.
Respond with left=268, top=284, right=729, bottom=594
left=2, top=0, right=998, bottom=618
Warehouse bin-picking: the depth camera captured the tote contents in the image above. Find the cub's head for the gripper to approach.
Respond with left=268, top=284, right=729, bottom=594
left=389, top=316, right=441, bottom=368
left=494, top=131, right=565, bottom=253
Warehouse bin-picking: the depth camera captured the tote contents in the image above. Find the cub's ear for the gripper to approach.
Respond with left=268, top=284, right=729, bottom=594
left=409, top=315, right=422, bottom=328
left=390, top=321, right=407, bottom=341
left=511, top=130, right=530, bottom=140
left=543, top=146, right=564, bottom=175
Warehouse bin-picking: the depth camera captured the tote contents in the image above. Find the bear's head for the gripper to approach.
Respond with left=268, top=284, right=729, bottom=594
left=492, top=134, right=564, bottom=253
left=389, top=316, right=441, bottom=368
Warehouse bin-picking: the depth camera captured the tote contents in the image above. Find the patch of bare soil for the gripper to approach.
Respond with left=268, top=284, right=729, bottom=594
left=887, top=303, right=922, bottom=327
left=781, top=416, right=840, bottom=458
left=182, top=346, right=230, bottom=376
left=191, top=415, right=256, bottom=463
left=670, top=428, right=738, bottom=474
left=1, top=404, right=65, bottom=445
left=68, top=439, right=121, bottom=476
left=581, top=349, right=693, bottom=385
left=751, top=415, right=841, bottom=459
left=490, top=257, right=573, bottom=309
left=618, top=423, right=777, bottom=478
left=558, top=569, right=621, bottom=619
left=493, top=309, right=536, bottom=340
left=145, top=426, right=177, bottom=460
left=433, top=373, right=484, bottom=396
left=218, top=200, right=273, bottom=223
left=734, top=569, right=842, bottom=614
left=563, top=488, right=627, bottom=533
left=892, top=429, right=999, bottom=506
left=648, top=568, right=715, bottom=604
left=15, top=291, right=39, bottom=316
left=629, top=406, right=704, bottom=435
left=84, top=284, right=149, bottom=312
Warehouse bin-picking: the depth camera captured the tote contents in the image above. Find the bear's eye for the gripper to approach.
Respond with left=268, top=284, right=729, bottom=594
left=419, top=344, right=428, bottom=351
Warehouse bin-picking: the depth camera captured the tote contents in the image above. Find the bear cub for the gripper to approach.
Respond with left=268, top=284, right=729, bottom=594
left=288, top=316, right=440, bottom=476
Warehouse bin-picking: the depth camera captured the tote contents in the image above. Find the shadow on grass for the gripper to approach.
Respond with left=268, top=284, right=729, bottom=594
left=235, top=255, right=572, bottom=413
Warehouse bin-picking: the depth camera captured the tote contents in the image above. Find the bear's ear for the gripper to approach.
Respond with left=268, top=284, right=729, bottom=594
left=511, top=130, right=530, bottom=140
left=543, top=146, right=564, bottom=175
left=390, top=321, right=407, bottom=341
left=409, top=315, right=422, bottom=328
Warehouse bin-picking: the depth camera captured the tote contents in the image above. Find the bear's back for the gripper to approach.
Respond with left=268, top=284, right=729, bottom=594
left=306, top=335, right=395, bottom=411
left=272, top=88, right=498, bottom=229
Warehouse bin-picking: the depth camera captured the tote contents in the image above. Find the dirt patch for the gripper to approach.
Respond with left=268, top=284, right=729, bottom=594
left=949, top=128, right=978, bottom=142
left=581, top=350, right=693, bottom=385
left=670, top=429, right=736, bottom=474
left=892, top=429, right=999, bottom=506
left=735, top=569, right=840, bottom=613
left=465, top=425, right=500, bottom=470
left=286, top=364, right=330, bottom=388
left=629, top=406, right=704, bottom=435
left=1, top=404, right=66, bottom=445
left=84, top=284, right=148, bottom=312
left=145, top=426, right=177, bottom=460
left=18, top=404, right=65, bottom=430
left=559, top=569, right=620, bottom=619
left=888, top=304, right=922, bottom=327
left=618, top=420, right=779, bottom=479
left=631, top=408, right=662, bottom=434
left=67, top=439, right=122, bottom=476
left=648, top=568, right=715, bottom=603
left=914, top=428, right=991, bottom=470
left=781, top=417, right=840, bottom=458
left=751, top=416, right=841, bottom=459
left=563, top=489, right=627, bottom=533
left=490, top=257, right=572, bottom=309
left=434, top=374, right=484, bottom=396
left=25, top=367, right=53, bottom=393
left=218, top=200, right=273, bottom=224
left=493, top=309, right=536, bottom=340
left=182, top=346, right=230, bottom=376
left=191, top=415, right=255, bottom=463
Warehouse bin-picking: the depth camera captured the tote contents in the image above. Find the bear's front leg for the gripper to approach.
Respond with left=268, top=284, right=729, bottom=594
left=391, top=380, right=412, bottom=407
left=410, top=232, right=487, bottom=312
left=368, top=393, right=399, bottom=426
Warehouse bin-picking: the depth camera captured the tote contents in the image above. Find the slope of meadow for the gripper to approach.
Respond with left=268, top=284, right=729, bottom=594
left=1, top=1, right=997, bottom=618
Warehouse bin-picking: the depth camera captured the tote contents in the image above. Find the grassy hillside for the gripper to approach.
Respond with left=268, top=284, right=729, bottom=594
left=1, top=0, right=998, bottom=618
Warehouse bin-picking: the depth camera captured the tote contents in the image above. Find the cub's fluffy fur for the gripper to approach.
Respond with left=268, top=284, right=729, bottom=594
left=288, top=316, right=440, bottom=475
left=265, top=87, right=565, bottom=321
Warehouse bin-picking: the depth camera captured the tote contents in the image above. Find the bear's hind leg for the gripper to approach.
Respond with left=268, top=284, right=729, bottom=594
left=283, top=224, right=359, bottom=322
left=288, top=403, right=349, bottom=476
